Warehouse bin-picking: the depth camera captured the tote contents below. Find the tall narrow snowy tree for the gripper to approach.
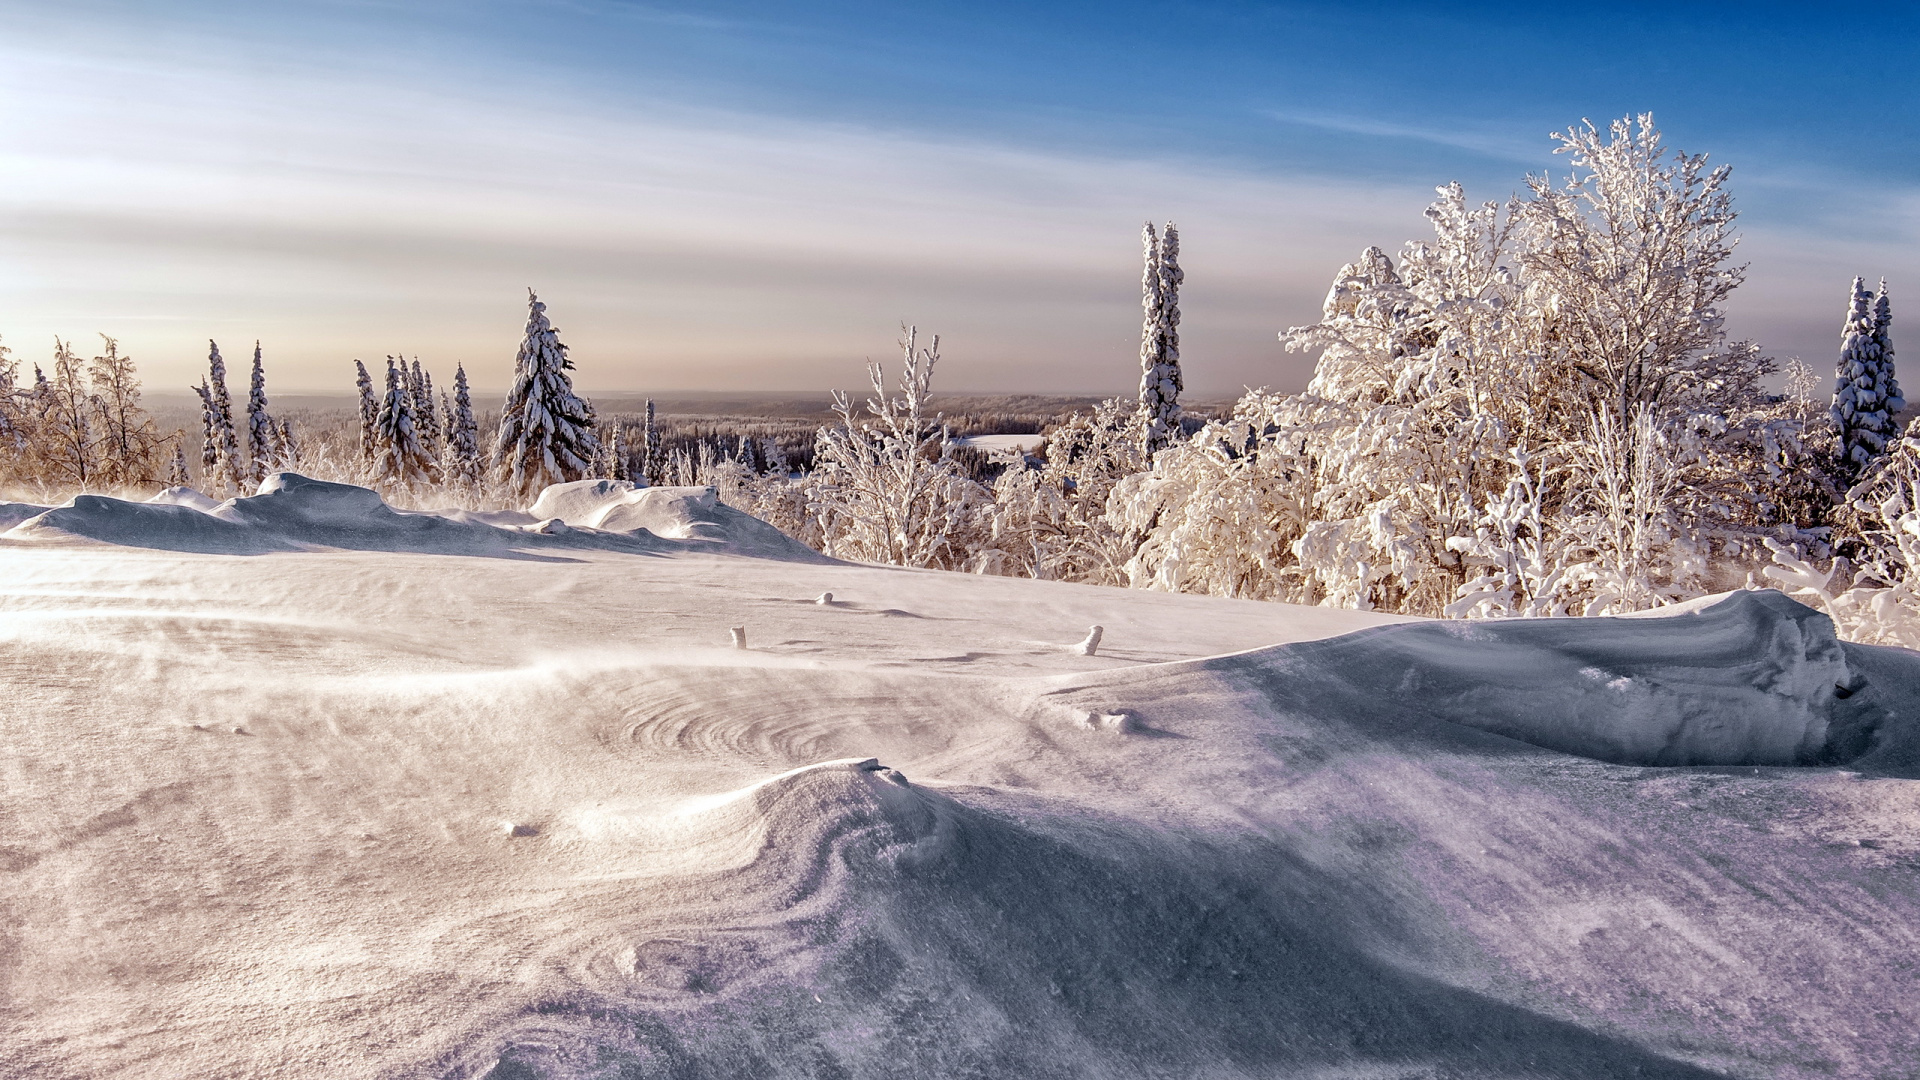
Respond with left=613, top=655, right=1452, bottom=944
left=445, top=362, right=481, bottom=489
left=206, top=341, right=243, bottom=493
left=493, top=291, right=601, bottom=497
left=1835, top=277, right=1903, bottom=479
left=353, top=359, right=377, bottom=463
left=409, top=359, right=439, bottom=446
left=193, top=377, right=219, bottom=493
left=643, top=398, right=660, bottom=485
left=373, top=357, right=438, bottom=488
left=1138, top=220, right=1184, bottom=457
left=246, top=342, right=276, bottom=486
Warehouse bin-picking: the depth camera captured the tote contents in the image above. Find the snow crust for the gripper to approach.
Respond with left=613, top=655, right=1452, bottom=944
left=6, top=504, right=1920, bottom=1079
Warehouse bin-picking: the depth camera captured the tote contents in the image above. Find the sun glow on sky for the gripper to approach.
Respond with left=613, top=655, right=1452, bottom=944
left=1, top=1, right=1915, bottom=395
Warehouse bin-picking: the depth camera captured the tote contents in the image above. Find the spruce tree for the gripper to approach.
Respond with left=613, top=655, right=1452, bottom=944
left=354, top=359, right=377, bottom=463
left=493, top=291, right=600, bottom=497
left=246, top=342, right=275, bottom=486
left=1137, top=220, right=1184, bottom=457
left=1834, top=277, right=1903, bottom=479
left=643, top=398, right=659, bottom=484
left=373, top=357, right=438, bottom=488
left=445, top=362, right=482, bottom=489
left=206, top=341, right=243, bottom=493
left=166, top=441, right=190, bottom=488
left=194, top=377, right=220, bottom=494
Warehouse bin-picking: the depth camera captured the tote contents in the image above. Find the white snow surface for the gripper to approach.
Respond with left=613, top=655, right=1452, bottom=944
left=951, top=433, right=1045, bottom=454
left=5, top=479, right=1920, bottom=1079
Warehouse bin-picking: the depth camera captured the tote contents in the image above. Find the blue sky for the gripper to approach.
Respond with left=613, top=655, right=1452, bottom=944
left=0, top=0, right=1914, bottom=395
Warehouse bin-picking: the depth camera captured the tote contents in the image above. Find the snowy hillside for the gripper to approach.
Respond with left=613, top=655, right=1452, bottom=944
left=5, top=478, right=1920, bottom=1079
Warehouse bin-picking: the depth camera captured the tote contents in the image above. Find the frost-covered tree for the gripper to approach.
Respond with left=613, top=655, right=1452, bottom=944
left=39, top=339, right=100, bottom=489
left=443, top=362, right=483, bottom=490
left=493, top=291, right=600, bottom=497
left=409, top=359, right=439, bottom=448
left=245, top=342, right=276, bottom=487
left=1834, top=277, right=1903, bottom=480
left=1137, top=221, right=1184, bottom=457
left=807, top=326, right=991, bottom=568
left=85, top=335, right=164, bottom=488
left=276, top=418, right=301, bottom=470
left=977, top=398, right=1144, bottom=582
left=643, top=398, right=660, bottom=484
left=373, top=357, right=439, bottom=488
left=202, top=341, right=243, bottom=494
left=353, top=359, right=377, bottom=463
left=165, top=441, right=190, bottom=488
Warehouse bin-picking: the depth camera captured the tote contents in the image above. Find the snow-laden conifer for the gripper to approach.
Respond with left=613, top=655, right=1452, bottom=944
left=410, top=359, right=439, bottom=446
left=493, top=291, right=600, bottom=497
left=166, top=441, right=190, bottom=487
left=353, top=359, right=377, bottom=463
left=643, top=398, right=659, bottom=484
left=245, top=342, right=275, bottom=486
left=1834, top=277, right=1903, bottom=478
left=373, top=357, right=438, bottom=488
left=206, top=341, right=243, bottom=493
left=444, top=363, right=482, bottom=489
left=1137, top=221, right=1183, bottom=457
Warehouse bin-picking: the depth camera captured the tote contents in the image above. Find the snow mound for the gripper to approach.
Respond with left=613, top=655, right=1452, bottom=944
left=527, top=479, right=826, bottom=560
left=3, top=474, right=822, bottom=561
left=0, top=500, right=51, bottom=530
left=145, top=486, right=221, bottom=512
left=1192, top=589, right=1901, bottom=768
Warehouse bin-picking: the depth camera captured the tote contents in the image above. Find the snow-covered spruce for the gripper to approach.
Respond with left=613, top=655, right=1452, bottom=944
left=493, top=291, right=600, bottom=498
left=443, top=363, right=483, bottom=490
left=202, top=341, right=244, bottom=495
left=353, top=359, right=377, bottom=464
left=1833, top=277, right=1903, bottom=481
left=373, top=357, right=439, bottom=489
left=1137, top=221, right=1183, bottom=458
left=245, top=342, right=275, bottom=487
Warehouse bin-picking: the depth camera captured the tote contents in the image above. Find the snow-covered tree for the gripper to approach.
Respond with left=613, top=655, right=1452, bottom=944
left=807, top=326, right=991, bottom=568
left=493, top=291, right=600, bottom=497
left=87, top=335, right=164, bottom=488
left=39, top=339, right=100, bottom=489
left=353, top=359, right=377, bottom=463
left=1137, top=221, right=1184, bottom=458
left=165, top=441, right=190, bottom=488
left=276, top=418, right=301, bottom=470
left=976, top=398, right=1144, bottom=582
left=643, top=398, right=660, bottom=484
left=1834, top=277, right=1903, bottom=480
left=373, top=357, right=438, bottom=488
left=409, top=359, right=439, bottom=448
left=245, top=342, right=276, bottom=487
left=205, top=341, right=243, bottom=493
left=443, top=362, right=482, bottom=489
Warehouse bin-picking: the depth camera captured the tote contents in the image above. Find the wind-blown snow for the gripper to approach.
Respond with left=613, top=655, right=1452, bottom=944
left=4, top=480, right=1920, bottom=1079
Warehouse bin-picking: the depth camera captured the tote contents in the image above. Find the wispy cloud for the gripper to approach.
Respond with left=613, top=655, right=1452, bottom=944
left=0, top=39, right=1429, bottom=394
left=1262, top=109, right=1552, bottom=166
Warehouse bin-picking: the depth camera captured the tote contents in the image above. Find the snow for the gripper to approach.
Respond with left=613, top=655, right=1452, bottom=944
left=951, top=433, right=1044, bottom=453
left=5, top=480, right=1920, bottom=1078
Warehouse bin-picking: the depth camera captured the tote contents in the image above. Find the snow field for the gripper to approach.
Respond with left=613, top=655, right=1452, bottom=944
left=3, top=481, right=1920, bottom=1078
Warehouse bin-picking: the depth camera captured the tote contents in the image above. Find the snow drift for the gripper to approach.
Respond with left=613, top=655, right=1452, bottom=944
left=8, top=521, right=1920, bottom=1079
left=2, top=473, right=826, bottom=561
left=1046, top=589, right=1920, bottom=771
